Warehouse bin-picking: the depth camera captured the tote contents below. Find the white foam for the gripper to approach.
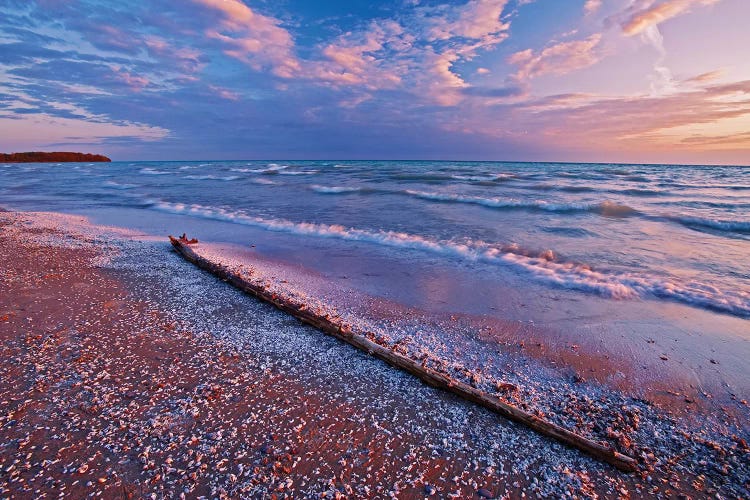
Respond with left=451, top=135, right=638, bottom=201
left=671, top=215, right=750, bottom=234
left=184, top=175, right=240, bottom=181
left=311, top=185, right=362, bottom=194
left=151, top=201, right=750, bottom=317
left=403, top=190, right=638, bottom=216
left=103, top=181, right=138, bottom=190
left=277, top=170, right=319, bottom=176
left=139, top=167, right=172, bottom=175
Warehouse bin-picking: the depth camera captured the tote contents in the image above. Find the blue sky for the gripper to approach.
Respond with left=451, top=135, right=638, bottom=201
left=1, top=0, right=748, bottom=164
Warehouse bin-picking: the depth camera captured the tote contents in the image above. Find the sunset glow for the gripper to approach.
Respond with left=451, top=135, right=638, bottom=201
left=1, top=0, right=748, bottom=164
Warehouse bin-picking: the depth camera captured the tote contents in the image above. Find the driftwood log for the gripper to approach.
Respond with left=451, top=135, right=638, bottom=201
left=169, top=235, right=638, bottom=472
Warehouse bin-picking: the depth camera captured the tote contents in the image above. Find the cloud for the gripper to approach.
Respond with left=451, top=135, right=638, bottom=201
left=584, top=0, right=602, bottom=15
left=416, top=0, right=514, bottom=105
left=683, top=69, right=724, bottom=85
left=300, top=1, right=516, bottom=106
left=508, top=34, right=603, bottom=81
left=1, top=0, right=745, bottom=163
left=111, top=69, right=149, bottom=91
left=515, top=80, right=750, bottom=152
left=311, top=21, right=406, bottom=90
left=462, top=85, right=525, bottom=98
left=143, top=36, right=204, bottom=74
left=680, top=131, right=750, bottom=147
left=208, top=85, right=240, bottom=101
left=428, top=0, right=510, bottom=44
left=191, top=0, right=300, bottom=78
left=0, top=110, right=168, bottom=152
left=621, top=0, right=721, bottom=36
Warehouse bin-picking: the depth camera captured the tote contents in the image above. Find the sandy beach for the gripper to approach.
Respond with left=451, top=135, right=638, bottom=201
left=1, top=209, right=748, bottom=499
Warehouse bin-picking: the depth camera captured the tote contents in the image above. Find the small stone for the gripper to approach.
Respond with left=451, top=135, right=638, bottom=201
left=477, top=488, right=493, bottom=498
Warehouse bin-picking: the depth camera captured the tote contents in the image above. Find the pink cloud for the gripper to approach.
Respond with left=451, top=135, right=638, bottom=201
left=313, top=21, right=405, bottom=90
left=516, top=80, right=750, bottom=152
left=621, top=0, right=721, bottom=36
left=683, top=69, right=725, bottom=85
left=423, top=50, right=469, bottom=106
left=508, top=34, right=603, bottom=81
left=584, top=0, right=602, bottom=14
left=208, top=85, right=240, bottom=101
left=191, top=0, right=300, bottom=78
left=144, top=36, right=203, bottom=74
left=419, top=0, right=514, bottom=106
left=111, top=68, right=149, bottom=91
left=429, top=0, right=510, bottom=45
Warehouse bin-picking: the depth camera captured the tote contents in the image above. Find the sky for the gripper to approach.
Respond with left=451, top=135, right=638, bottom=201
left=0, top=0, right=749, bottom=164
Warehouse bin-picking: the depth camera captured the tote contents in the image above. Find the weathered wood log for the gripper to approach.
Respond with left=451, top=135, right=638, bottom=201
left=169, top=235, right=639, bottom=472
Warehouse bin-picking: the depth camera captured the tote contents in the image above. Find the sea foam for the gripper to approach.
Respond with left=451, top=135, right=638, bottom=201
left=402, top=190, right=639, bottom=217
left=310, top=185, right=364, bottom=194
left=152, top=201, right=750, bottom=317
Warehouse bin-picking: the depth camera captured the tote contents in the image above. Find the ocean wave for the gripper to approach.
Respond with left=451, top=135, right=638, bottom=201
left=658, top=182, right=750, bottom=190
left=654, top=200, right=750, bottom=209
left=452, top=173, right=516, bottom=182
left=239, top=164, right=290, bottom=174
left=391, top=173, right=454, bottom=183
left=541, top=226, right=597, bottom=238
left=402, top=190, right=639, bottom=217
left=600, top=168, right=632, bottom=176
left=625, top=175, right=651, bottom=182
left=103, top=181, right=138, bottom=190
left=184, top=175, right=240, bottom=181
left=559, top=186, right=597, bottom=193
left=151, top=201, right=750, bottom=317
left=508, top=183, right=662, bottom=197
left=251, top=178, right=276, bottom=185
left=311, top=185, right=365, bottom=194
left=240, top=164, right=318, bottom=176
left=276, top=170, right=319, bottom=175
left=616, top=188, right=663, bottom=196
left=669, top=216, right=750, bottom=234
left=139, top=167, right=172, bottom=175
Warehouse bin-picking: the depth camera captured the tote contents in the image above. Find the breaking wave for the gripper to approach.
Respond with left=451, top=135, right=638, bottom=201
left=139, top=167, right=172, bottom=175
left=311, top=185, right=366, bottom=194
left=402, top=190, right=639, bottom=217
left=669, top=216, right=750, bottom=235
left=152, top=201, right=750, bottom=317
left=184, top=175, right=240, bottom=181
left=277, top=170, right=319, bottom=175
left=103, top=181, right=138, bottom=190
left=251, top=178, right=276, bottom=185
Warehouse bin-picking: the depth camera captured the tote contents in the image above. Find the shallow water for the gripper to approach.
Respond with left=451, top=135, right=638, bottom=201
left=2, top=160, right=748, bottom=318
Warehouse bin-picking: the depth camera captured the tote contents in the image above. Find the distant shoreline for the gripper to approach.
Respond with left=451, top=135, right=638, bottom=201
left=0, top=151, right=111, bottom=163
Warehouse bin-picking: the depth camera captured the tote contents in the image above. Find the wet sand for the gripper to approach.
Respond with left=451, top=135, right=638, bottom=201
left=1, top=210, right=748, bottom=498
